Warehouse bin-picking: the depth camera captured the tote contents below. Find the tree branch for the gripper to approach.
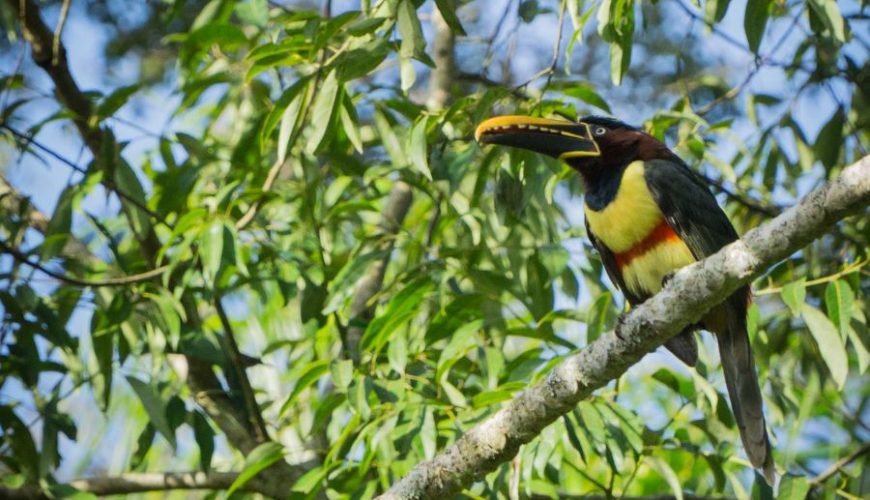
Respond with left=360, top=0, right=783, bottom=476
left=0, top=238, right=169, bottom=287
left=0, top=471, right=254, bottom=499
left=5, top=1, right=299, bottom=488
left=379, top=155, right=870, bottom=499
left=810, top=441, right=870, bottom=485
left=342, top=6, right=455, bottom=362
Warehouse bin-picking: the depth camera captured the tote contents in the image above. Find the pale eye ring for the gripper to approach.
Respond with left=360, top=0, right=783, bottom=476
left=594, top=127, right=607, bottom=136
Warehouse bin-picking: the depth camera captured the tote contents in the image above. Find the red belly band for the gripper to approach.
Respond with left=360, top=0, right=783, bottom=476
left=614, top=218, right=681, bottom=269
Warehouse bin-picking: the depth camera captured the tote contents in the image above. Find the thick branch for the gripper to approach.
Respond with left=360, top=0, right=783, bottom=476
left=380, top=155, right=870, bottom=499
left=8, top=0, right=97, bottom=149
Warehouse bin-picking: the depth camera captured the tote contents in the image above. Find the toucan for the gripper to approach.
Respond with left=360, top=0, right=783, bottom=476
left=475, top=114, right=774, bottom=482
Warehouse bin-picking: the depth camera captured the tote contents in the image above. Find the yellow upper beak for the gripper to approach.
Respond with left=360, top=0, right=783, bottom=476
left=474, top=115, right=600, bottom=160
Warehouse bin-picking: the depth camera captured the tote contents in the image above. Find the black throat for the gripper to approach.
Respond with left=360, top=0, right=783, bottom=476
left=579, top=158, right=633, bottom=211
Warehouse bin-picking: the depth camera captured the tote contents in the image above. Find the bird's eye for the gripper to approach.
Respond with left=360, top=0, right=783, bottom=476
left=594, top=127, right=607, bottom=136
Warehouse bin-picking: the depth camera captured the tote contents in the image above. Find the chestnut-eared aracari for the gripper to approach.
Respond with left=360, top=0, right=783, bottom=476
left=475, top=115, right=774, bottom=482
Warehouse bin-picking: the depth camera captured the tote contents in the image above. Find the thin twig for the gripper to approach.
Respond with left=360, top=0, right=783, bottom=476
left=482, top=0, right=515, bottom=70
left=697, top=171, right=783, bottom=217
left=214, top=295, right=268, bottom=441
left=52, top=0, right=71, bottom=66
left=810, top=442, right=870, bottom=485
left=1, top=124, right=174, bottom=229
left=0, top=239, right=169, bottom=287
left=515, top=0, right=566, bottom=91
left=754, top=258, right=867, bottom=295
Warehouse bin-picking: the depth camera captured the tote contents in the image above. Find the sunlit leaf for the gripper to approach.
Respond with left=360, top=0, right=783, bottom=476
left=126, top=376, right=176, bottom=450
left=802, top=304, right=848, bottom=389
left=227, top=442, right=284, bottom=495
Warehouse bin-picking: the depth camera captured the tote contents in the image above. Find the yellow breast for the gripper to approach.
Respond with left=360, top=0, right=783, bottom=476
left=621, top=239, right=695, bottom=295
left=584, top=160, right=696, bottom=296
left=584, top=161, right=662, bottom=253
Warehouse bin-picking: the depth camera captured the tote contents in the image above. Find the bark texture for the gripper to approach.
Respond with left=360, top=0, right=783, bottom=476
left=379, top=155, right=870, bottom=499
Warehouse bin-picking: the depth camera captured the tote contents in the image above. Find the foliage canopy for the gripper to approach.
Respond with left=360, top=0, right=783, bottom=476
left=0, top=0, right=867, bottom=498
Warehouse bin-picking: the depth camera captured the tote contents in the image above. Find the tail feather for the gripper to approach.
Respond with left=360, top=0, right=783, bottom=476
left=665, top=328, right=698, bottom=366
left=714, top=294, right=774, bottom=484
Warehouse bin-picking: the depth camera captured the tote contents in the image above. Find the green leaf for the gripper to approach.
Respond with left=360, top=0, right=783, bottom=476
left=260, top=76, right=310, bottom=151
left=397, top=0, right=425, bottom=91
left=846, top=321, right=870, bottom=374
left=824, top=280, right=854, bottom=339
left=190, top=411, right=215, bottom=472
left=235, top=0, right=268, bottom=27
left=332, top=359, right=354, bottom=391
left=808, top=0, right=846, bottom=43
left=440, top=379, right=467, bottom=407
left=96, top=84, right=140, bottom=119
left=291, top=465, right=332, bottom=493
left=420, top=407, right=437, bottom=459
left=518, top=0, right=542, bottom=23
left=227, top=442, right=284, bottom=496
left=346, top=17, right=387, bottom=37
left=436, top=320, right=482, bottom=382
left=648, top=455, right=684, bottom=500
left=184, top=23, right=248, bottom=52
left=324, top=250, right=388, bottom=313
left=0, top=406, right=40, bottom=481
left=801, top=304, right=848, bottom=389
left=200, top=220, right=225, bottom=286
left=276, top=84, right=308, bottom=165
left=777, top=475, right=810, bottom=499
left=563, top=84, right=612, bottom=113
left=335, top=38, right=390, bottom=82
left=130, top=423, right=156, bottom=470
left=306, top=70, right=340, bottom=154
left=609, top=35, right=632, bottom=85
left=408, top=116, right=431, bottom=180
left=586, top=292, right=613, bottom=342
left=350, top=375, right=371, bottom=420
left=362, top=279, right=433, bottom=353
left=780, top=279, right=806, bottom=316
left=705, top=0, right=731, bottom=23
left=744, top=0, right=771, bottom=53
left=339, top=91, right=364, bottom=154
left=114, top=159, right=151, bottom=236
left=814, top=107, right=844, bottom=170
left=41, top=185, right=75, bottom=260
left=280, top=360, right=330, bottom=415
left=434, top=0, right=466, bottom=35
left=126, top=376, right=176, bottom=450
left=387, top=330, right=408, bottom=374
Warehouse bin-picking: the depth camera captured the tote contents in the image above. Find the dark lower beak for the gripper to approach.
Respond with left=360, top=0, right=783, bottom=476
left=475, top=116, right=600, bottom=161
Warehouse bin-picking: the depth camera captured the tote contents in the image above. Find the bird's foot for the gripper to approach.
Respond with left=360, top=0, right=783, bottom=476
left=661, top=271, right=675, bottom=289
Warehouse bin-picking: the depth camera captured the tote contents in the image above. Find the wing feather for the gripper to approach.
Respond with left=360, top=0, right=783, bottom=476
left=642, top=158, right=738, bottom=258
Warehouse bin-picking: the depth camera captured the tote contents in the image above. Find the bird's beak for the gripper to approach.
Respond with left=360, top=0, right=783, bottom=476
left=475, top=115, right=600, bottom=161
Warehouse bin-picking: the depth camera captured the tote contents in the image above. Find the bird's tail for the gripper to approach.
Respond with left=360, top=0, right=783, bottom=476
left=714, top=292, right=775, bottom=484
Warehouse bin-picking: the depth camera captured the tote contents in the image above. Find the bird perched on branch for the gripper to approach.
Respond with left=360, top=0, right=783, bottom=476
left=475, top=114, right=774, bottom=483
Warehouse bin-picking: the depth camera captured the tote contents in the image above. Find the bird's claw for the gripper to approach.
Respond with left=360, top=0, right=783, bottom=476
left=661, top=272, right=675, bottom=289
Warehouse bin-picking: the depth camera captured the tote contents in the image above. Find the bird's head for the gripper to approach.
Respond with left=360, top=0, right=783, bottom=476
left=475, top=115, right=665, bottom=179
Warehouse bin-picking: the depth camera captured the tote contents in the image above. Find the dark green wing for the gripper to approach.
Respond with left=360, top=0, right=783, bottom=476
left=643, top=158, right=739, bottom=257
